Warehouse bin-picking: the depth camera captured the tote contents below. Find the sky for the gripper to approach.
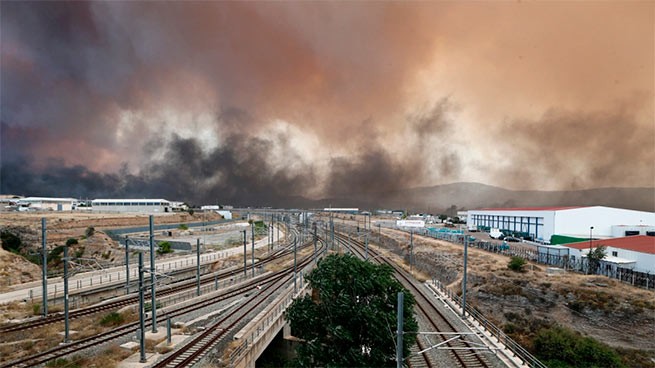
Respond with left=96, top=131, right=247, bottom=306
left=1, top=1, right=653, bottom=205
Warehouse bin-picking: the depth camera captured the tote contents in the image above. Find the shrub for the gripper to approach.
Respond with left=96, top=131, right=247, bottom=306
left=48, top=246, right=65, bottom=265
left=144, top=301, right=162, bottom=312
left=178, top=224, right=189, bottom=231
left=0, top=230, right=22, bottom=252
left=45, top=358, right=81, bottom=368
left=507, top=256, right=526, bottom=272
left=100, top=312, right=124, bottom=326
left=66, top=238, right=78, bottom=247
left=85, top=226, right=95, bottom=238
left=533, top=325, right=624, bottom=368
left=157, top=241, right=173, bottom=254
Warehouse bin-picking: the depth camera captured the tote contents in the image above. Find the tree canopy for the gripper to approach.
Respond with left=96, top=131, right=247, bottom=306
left=285, top=254, right=418, bottom=367
left=587, top=245, right=607, bottom=274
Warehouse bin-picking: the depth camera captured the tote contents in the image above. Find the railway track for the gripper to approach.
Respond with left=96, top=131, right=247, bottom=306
left=1, top=231, right=324, bottom=368
left=0, top=227, right=300, bottom=336
left=152, top=233, right=323, bottom=367
left=334, top=232, right=492, bottom=368
left=151, top=272, right=293, bottom=367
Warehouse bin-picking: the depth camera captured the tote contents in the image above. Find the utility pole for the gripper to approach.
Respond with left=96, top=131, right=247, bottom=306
left=149, top=215, right=157, bottom=333
left=41, top=218, right=48, bottom=317
left=242, top=230, right=247, bottom=277
left=293, top=238, right=297, bottom=293
left=277, top=215, right=280, bottom=246
left=63, top=243, right=69, bottom=343
left=313, top=222, right=317, bottom=265
left=378, top=224, right=381, bottom=244
left=331, top=214, right=335, bottom=251
left=396, top=292, right=404, bottom=368
left=196, top=239, right=201, bottom=296
left=138, top=253, right=146, bottom=363
left=462, top=231, right=468, bottom=317
left=251, top=222, right=255, bottom=277
left=125, top=236, right=130, bottom=294
left=410, top=230, right=414, bottom=273
left=365, top=231, right=369, bottom=260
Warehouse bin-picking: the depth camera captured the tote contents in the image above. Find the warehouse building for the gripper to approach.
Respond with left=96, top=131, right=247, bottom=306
left=565, top=235, right=655, bottom=274
left=466, top=206, right=655, bottom=243
left=92, top=199, right=171, bottom=213
left=17, top=197, right=77, bottom=211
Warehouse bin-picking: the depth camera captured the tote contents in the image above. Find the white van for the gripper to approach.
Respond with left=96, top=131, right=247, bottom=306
left=489, top=228, right=504, bottom=239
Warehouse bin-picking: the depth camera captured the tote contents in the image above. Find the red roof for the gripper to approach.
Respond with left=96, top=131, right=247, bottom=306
left=476, top=206, right=584, bottom=212
left=566, top=235, right=655, bottom=255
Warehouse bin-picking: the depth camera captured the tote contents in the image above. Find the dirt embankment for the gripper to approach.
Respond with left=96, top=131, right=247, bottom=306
left=0, top=212, right=223, bottom=290
left=379, top=228, right=655, bottom=358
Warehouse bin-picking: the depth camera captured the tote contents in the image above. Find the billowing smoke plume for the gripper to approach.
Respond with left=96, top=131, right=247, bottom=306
left=1, top=1, right=653, bottom=205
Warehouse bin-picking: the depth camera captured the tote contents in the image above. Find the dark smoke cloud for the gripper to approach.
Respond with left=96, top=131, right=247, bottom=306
left=1, top=122, right=316, bottom=206
left=491, top=106, right=655, bottom=190
left=324, top=99, right=458, bottom=197
left=1, top=1, right=653, bottom=205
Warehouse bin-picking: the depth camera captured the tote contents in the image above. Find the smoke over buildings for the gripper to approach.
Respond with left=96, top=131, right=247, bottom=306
left=1, top=2, right=653, bottom=204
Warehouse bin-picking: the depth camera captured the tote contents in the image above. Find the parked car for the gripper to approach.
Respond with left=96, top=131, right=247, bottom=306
left=504, top=236, right=521, bottom=242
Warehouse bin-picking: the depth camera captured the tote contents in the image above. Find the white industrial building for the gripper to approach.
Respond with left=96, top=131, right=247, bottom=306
left=17, top=197, right=77, bottom=211
left=565, top=235, right=655, bottom=273
left=467, top=206, right=655, bottom=243
left=92, top=199, right=171, bottom=213
left=396, top=219, right=426, bottom=228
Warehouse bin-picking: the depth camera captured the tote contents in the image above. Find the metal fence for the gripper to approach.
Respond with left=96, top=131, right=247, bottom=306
left=429, top=279, right=547, bottom=368
left=394, top=225, right=654, bottom=291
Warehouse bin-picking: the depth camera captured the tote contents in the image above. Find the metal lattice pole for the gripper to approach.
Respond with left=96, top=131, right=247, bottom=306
left=149, top=215, right=157, bottom=333
left=125, top=236, right=130, bottom=294
left=63, top=244, right=69, bottom=343
left=138, top=252, right=146, bottom=363
left=41, top=218, right=48, bottom=317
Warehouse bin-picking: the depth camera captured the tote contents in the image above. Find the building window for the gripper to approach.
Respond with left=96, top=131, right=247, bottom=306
left=612, top=251, right=618, bottom=257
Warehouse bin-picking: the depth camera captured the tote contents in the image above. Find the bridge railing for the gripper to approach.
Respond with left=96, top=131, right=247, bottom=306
left=227, top=273, right=310, bottom=367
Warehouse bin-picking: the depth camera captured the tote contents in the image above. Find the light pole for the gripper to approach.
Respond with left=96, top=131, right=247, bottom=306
left=242, top=230, right=247, bottom=277
left=588, top=226, right=594, bottom=274
left=251, top=222, right=255, bottom=278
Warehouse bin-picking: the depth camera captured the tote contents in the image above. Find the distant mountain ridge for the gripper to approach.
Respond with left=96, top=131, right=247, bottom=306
left=307, top=182, right=654, bottom=213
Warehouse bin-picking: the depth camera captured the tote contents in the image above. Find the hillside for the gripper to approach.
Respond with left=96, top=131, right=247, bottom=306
left=316, top=183, right=655, bottom=213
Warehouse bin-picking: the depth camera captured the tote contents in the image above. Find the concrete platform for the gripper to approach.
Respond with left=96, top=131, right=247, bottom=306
left=118, top=351, right=162, bottom=368
left=155, top=334, right=188, bottom=353
left=144, top=328, right=169, bottom=342
left=120, top=341, right=139, bottom=351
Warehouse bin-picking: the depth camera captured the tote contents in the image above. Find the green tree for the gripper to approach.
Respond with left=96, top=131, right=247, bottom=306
left=286, top=254, right=418, bottom=367
left=587, top=245, right=607, bottom=274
